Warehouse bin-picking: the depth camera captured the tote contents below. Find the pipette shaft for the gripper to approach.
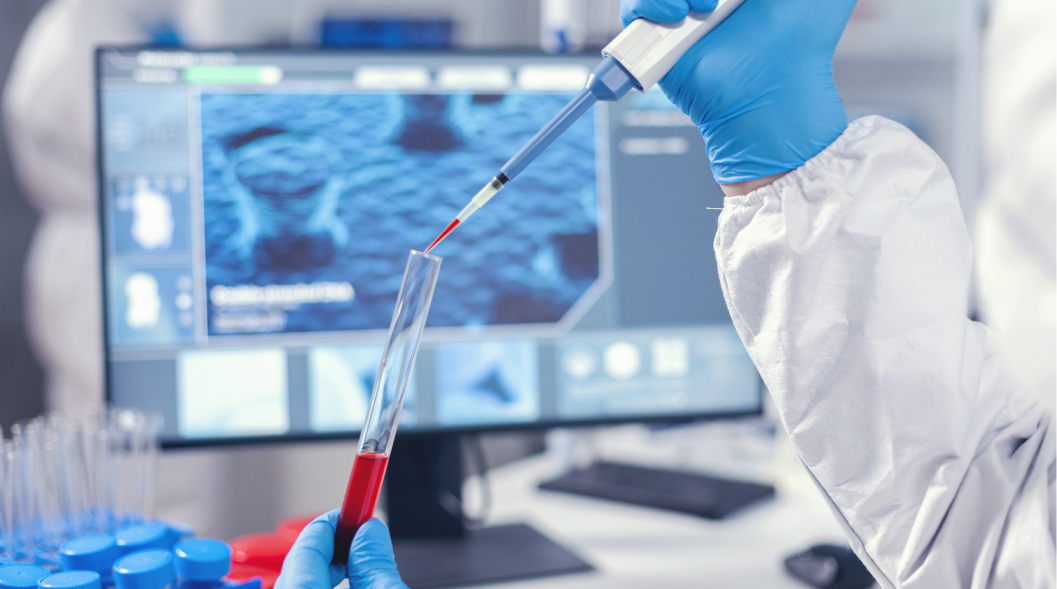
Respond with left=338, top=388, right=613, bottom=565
left=425, top=0, right=747, bottom=253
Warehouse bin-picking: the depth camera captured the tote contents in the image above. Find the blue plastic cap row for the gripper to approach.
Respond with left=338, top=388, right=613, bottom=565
left=61, top=534, right=120, bottom=574
left=38, top=572, right=102, bottom=589
left=60, top=521, right=195, bottom=572
left=113, top=550, right=175, bottom=589
left=173, top=540, right=230, bottom=582
left=0, top=565, right=50, bottom=589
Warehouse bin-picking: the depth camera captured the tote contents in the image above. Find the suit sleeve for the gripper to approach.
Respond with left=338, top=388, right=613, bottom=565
left=714, top=116, right=1055, bottom=588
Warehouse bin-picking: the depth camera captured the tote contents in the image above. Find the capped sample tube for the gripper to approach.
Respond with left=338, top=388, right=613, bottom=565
left=333, top=250, right=442, bottom=564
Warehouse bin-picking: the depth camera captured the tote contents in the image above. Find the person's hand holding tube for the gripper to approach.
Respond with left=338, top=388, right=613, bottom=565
left=345, top=519, right=409, bottom=589
left=619, top=0, right=857, bottom=192
left=276, top=509, right=409, bottom=589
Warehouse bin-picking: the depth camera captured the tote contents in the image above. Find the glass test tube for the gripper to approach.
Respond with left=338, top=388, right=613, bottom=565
left=333, top=250, right=441, bottom=564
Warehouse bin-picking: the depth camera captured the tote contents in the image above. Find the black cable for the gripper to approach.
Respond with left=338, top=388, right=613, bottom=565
left=459, top=433, right=492, bottom=528
left=429, top=434, right=492, bottom=527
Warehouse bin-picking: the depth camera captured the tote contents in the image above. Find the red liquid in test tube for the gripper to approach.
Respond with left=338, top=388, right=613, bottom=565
left=334, top=452, right=389, bottom=561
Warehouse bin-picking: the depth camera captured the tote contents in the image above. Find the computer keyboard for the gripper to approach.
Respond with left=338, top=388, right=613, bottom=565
left=539, top=461, right=775, bottom=519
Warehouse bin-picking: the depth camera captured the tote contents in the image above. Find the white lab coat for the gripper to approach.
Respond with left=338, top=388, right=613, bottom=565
left=3, top=0, right=158, bottom=417
left=3, top=0, right=266, bottom=416
left=715, top=115, right=1055, bottom=587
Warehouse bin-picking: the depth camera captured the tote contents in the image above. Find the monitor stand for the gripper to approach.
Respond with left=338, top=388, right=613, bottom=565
left=386, top=434, right=594, bottom=589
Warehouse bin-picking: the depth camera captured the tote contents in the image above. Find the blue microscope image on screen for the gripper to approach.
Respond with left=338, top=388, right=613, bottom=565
left=199, top=92, right=601, bottom=336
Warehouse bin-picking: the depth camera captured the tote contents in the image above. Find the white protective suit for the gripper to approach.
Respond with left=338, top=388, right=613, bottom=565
left=714, top=0, right=1055, bottom=584
left=716, top=116, right=1055, bottom=587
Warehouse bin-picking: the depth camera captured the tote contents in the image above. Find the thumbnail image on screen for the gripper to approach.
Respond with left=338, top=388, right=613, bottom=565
left=307, top=344, right=418, bottom=432
left=434, top=340, right=540, bottom=426
left=199, top=92, right=602, bottom=337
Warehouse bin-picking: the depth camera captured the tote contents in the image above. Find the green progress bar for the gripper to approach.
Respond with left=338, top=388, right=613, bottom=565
left=182, top=65, right=283, bottom=85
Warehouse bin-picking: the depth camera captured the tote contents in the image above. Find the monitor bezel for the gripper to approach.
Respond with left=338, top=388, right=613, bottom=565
left=94, top=45, right=764, bottom=450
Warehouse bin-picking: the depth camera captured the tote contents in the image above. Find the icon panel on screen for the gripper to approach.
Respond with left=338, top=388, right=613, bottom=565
left=109, top=265, right=195, bottom=347
left=111, top=175, right=191, bottom=254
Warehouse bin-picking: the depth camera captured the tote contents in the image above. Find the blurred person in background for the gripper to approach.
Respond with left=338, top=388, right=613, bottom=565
left=2, top=0, right=285, bottom=534
left=4, top=0, right=171, bottom=418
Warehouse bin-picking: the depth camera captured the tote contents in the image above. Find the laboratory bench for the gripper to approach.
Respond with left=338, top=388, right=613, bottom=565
left=403, top=424, right=851, bottom=589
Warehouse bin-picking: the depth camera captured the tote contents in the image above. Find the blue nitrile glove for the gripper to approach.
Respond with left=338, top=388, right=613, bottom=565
left=346, top=520, right=409, bottom=589
left=275, top=510, right=408, bottom=589
left=620, top=0, right=856, bottom=184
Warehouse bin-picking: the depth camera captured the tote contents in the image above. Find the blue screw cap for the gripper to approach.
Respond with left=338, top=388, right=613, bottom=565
left=115, top=524, right=169, bottom=555
left=0, top=565, right=50, bottom=589
left=161, top=522, right=194, bottom=549
left=60, top=534, right=120, bottom=573
left=173, top=540, right=230, bottom=582
left=38, top=572, right=102, bottom=589
left=113, top=550, right=175, bottom=589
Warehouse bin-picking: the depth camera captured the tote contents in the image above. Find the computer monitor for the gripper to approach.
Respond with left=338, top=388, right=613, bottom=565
left=95, top=47, right=761, bottom=449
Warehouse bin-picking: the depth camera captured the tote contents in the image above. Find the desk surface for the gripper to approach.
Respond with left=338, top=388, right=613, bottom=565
left=465, top=425, right=849, bottom=589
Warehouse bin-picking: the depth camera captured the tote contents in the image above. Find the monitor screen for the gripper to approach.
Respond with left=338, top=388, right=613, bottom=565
left=96, top=48, right=761, bottom=446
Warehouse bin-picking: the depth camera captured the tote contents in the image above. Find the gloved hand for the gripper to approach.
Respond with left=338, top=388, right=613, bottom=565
left=620, top=0, right=857, bottom=184
left=276, top=510, right=408, bottom=589
left=346, top=519, right=409, bottom=589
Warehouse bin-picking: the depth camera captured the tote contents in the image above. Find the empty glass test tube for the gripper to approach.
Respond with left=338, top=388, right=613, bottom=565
left=333, top=250, right=441, bottom=564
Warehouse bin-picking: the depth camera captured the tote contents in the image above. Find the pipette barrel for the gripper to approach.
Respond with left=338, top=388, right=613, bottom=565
left=499, top=56, right=636, bottom=183
left=498, top=88, right=596, bottom=182
left=333, top=251, right=441, bottom=564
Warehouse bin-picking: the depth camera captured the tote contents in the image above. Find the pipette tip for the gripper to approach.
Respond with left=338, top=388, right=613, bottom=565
left=424, top=218, right=461, bottom=254
left=424, top=175, right=507, bottom=254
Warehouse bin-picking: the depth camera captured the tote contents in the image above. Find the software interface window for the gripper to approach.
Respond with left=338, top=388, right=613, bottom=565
left=98, top=49, right=760, bottom=443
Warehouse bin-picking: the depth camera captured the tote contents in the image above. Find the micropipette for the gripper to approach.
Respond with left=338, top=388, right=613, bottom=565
left=424, top=0, right=747, bottom=253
